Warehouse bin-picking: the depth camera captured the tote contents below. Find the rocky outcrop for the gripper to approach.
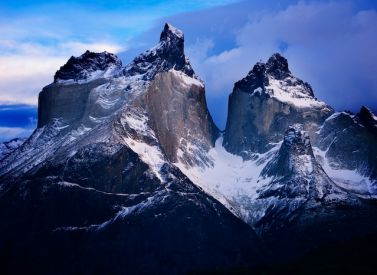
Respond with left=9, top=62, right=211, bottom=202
left=251, top=124, right=359, bottom=242
left=223, top=53, right=333, bottom=158
left=260, top=124, right=339, bottom=201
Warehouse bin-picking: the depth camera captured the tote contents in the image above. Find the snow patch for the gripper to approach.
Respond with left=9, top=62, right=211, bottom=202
left=175, top=137, right=279, bottom=219
left=266, top=77, right=327, bottom=108
left=169, top=69, right=203, bottom=88
left=124, top=138, right=165, bottom=182
left=313, top=147, right=376, bottom=198
left=252, top=87, right=263, bottom=96
left=120, top=109, right=166, bottom=182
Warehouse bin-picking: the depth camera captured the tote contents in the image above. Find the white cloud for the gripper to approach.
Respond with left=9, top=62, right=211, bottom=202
left=61, top=42, right=125, bottom=55
left=0, top=40, right=125, bottom=104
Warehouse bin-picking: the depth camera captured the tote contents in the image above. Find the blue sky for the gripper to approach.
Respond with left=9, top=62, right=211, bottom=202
left=0, top=0, right=377, bottom=141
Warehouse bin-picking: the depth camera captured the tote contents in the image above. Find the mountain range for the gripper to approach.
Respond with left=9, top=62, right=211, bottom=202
left=1, top=23, right=377, bottom=274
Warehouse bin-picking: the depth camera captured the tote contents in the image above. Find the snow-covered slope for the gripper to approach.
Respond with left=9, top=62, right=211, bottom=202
left=175, top=136, right=279, bottom=219
left=176, top=125, right=353, bottom=230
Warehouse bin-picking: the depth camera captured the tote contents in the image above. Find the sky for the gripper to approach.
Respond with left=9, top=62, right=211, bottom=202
left=0, top=0, right=376, bottom=141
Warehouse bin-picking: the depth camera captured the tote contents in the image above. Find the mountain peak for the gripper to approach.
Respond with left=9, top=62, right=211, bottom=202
left=158, top=23, right=185, bottom=62
left=266, top=53, right=291, bottom=79
left=261, top=124, right=311, bottom=178
left=358, top=106, right=375, bottom=120
left=54, top=50, right=122, bottom=83
left=160, top=23, right=184, bottom=41
left=124, top=23, right=194, bottom=79
left=356, top=106, right=377, bottom=130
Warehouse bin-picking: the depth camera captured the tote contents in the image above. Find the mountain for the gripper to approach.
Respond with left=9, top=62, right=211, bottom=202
left=1, top=24, right=377, bottom=273
left=223, top=53, right=333, bottom=157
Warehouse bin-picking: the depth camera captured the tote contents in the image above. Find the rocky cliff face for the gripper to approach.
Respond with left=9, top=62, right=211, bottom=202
left=224, top=53, right=333, bottom=157
left=144, top=70, right=218, bottom=166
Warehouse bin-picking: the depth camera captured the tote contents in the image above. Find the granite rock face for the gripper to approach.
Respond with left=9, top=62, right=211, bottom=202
left=224, top=53, right=333, bottom=158
left=37, top=79, right=107, bottom=128
left=144, top=70, right=219, bottom=166
left=38, top=51, right=124, bottom=128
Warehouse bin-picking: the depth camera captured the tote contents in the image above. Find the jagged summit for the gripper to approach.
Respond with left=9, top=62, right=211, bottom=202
left=54, top=23, right=193, bottom=85
left=234, top=53, right=315, bottom=99
left=54, top=50, right=122, bottom=84
left=266, top=53, right=291, bottom=80
left=356, top=106, right=377, bottom=129
left=160, top=23, right=184, bottom=41
left=234, top=62, right=268, bottom=92
left=123, top=23, right=195, bottom=79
